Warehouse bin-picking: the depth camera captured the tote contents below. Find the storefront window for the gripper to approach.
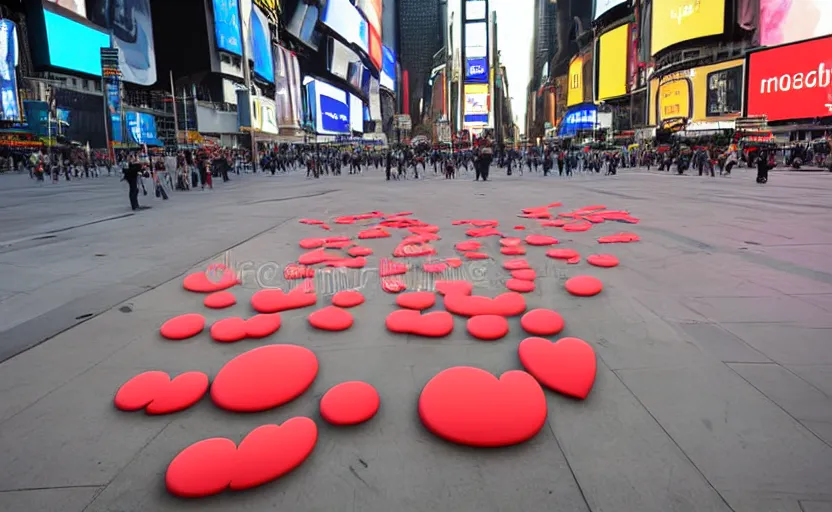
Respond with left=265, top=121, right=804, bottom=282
left=706, top=66, right=742, bottom=117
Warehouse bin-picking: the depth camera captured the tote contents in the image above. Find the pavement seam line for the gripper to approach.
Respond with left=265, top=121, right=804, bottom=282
left=544, top=420, right=593, bottom=512
left=0, top=484, right=102, bottom=493
left=609, top=364, right=737, bottom=512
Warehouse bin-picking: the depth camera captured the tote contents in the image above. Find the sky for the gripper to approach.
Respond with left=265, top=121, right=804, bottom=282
left=492, top=0, right=535, bottom=132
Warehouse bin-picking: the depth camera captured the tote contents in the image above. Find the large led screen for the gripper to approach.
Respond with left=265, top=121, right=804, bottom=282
left=369, top=26, right=382, bottom=71
left=307, top=78, right=350, bottom=134
left=329, top=38, right=360, bottom=81
left=212, top=0, right=243, bottom=55
left=369, top=77, right=381, bottom=120
left=349, top=93, right=364, bottom=133
left=597, top=24, right=629, bottom=101
left=464, top=83, right=489, bottom=114
left=466, top=57, right=488, bottom=83
left=466, top=0, right=487, bottom=20
left=251, top=5, right=274, bottom=83
left=559, top=105, right=598, bottom=137
left=746, top=36, right=832, bottom=122
left=42, top=8, right=110, bottom=77
left=0, top=20, right=21, bottom=121
left=46, top=0, right=86, bottom=17
left=322, top=0, right=369, bottom=55
left=651, top=0, right=725, bottom=56
left=87, top=0, right=157, bottom=85
left=567, top=57, right=584, bottom=106
left=657, top=79, right=692, bottom=121
left=287, top=2, right=320, bottom=50
left=125, top=111, right=162, bottom=146
left=274, top=45, right=302, bottom=128
left=593, top=0, right=626, bottom=20
left=649, top=59, right=743, bottom=125
left=761, top=0, right=832, bottom=47
left=357, top=0, right=382, bottom=35
left=381, top=45, right=396, bottom=91
left=465, top=21, right=488, bottom=57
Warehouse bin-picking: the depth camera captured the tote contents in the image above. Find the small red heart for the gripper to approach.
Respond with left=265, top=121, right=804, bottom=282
left=299, top=238, right=325, bottom=249
left=511, top=269, right=536, bottom=281
left=396, top=291, right=436, bottom=310
left=298, top=250, right=341, bottom=265
left=562, top=221, right=592, bottom=232
left=520, top=309, right=564, bottom=336
left=358, top=228, right=391, bottom=239
left=348, top=246, right=374, bottom=257
left=455, top=241, right=482, bottom=252
left=410, top=225, right=440, bottom=234
left=567, top=256, right=581, bottom=264
left=546, top=248, right=579, bottom=260
left=393, top=243, right=436, bottom=257
left=386, top=309, right=454, bottom=337
left=114, top=371, right=209, bottom=414
left=466, top=315, right=509, bottom=340
left=464, top=251, right=489, bottom=260
left=325, top=257, right=367, bottom=269
left=525, top=235, right=559, bottom=246
left=332, top=290, right=365, bottom=308
left=423, top=262, right=448, bottom=273
left=418, top=367, right=547, bottom=447
left=587, top=254, right=619, bottom=268
left=466, top=227, right=502, bottom=237
left=299, top=218, right=324, bottom=225
left=320, top=381, right=380, bottom=425
left=470, top=219, right=499, bottom=227
left=308, top=306, right=354, bottom=331
left=565, top=275, right=603, bottom=296
left=324, top=240, right=352, bottom=249
left=166, top=437, right=237, bottom=498
left=211, top=345, right=318, bottom=412
left=501, top=246, right=526, bottom=256
left=284, top=264, right=315, bottom=280
left=244, top=314, right=282, bottom=338
left=381, top=278, right=407, bottom=293
left=514, top=225, right=526, bottom=230
left=506, top=278, right=535, bottom=293
left=379, top=258, right=408, bottom=277
left=183, top=265, right=239, bottom=293
left=435, top=280, right=473, bottom=296
left=230, top=418, right=318, bottom=490
left=444, top=292, right=526, bottom=317
left=539, top=219, right=566, bottom=227
left=160, top=313, right=205, bottom=340
left=503, top=258, right=531, bottom=270
left=499, top=237, right=523, bottom=247
left=445, top=257, right=463, bottom=268
left=518, top=337, right=596, bottom=399
left=335, top=216, right=356, bottom=224
left=210, top=317, right=248, bottom=343
left=597, top=232, right=640, bottom=243
left=251, top=287, right=317, bottom=313
left=584, top=215, right=605, bottom=223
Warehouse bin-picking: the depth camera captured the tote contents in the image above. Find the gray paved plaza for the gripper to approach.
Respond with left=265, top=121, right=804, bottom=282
left=0, top=166, right=831, bottom=512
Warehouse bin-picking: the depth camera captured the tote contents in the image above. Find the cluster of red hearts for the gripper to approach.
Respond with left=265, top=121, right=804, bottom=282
left=112, top=203, right=640, bottom=499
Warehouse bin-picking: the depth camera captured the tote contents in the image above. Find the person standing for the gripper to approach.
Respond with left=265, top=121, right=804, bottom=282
left=123, top=159, right=145, bottom=210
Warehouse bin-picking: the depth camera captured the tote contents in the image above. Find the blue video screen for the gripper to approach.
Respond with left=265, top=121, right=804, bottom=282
left=44, top=9, right=110, bottom=76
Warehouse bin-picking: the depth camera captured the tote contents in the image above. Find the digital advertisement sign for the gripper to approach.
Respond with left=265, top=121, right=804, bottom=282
left=746, top=36, right=832, bottom=122
left=464, top=83, right=489, bottom=115
left=593, top=0, right=626, bottom=20
left=649, top=59, right=744, bottom=125
left=597, top=23, right=629, bottom=101
left=307, top=78, right=350, bottom=134
left=761, top=0, right=832, bottom=47
left=567, top=57, right=584, bottom=106
left=126, top=111, right=163, bottom=146
left=357, top=0, right=382, bottom=35
left=465, top=21, right=488, bottom=58
left=253, top=0, right=280, bottom=16
left=212, top=0, right=243, bottom=55
left=369, top=26, right=382, bottom=71
left=323, top=0, right=369, bottom=55
left=42, top=8, right=110, bottom=77
left=87, top=0, right=157, bottom=85
left=274, top=45, right=302, bottom=129
left=349, top=93, right=364, bottom=133
left=466, top=0, right=487, bottom=20
left=287, top=2, right=320, bottom=50
left=381, top=46, right=396, bottom=91
left=651, top=0, right=725, bottom=56
left=251, top=5, right=274, bottom=83
left=102, top=48, right=122, bottom=143
left=558, top=105, right=597, bottom=137
left=466, top=57, right=489, bottom=83
left=0, top=20, right=21, bottom=121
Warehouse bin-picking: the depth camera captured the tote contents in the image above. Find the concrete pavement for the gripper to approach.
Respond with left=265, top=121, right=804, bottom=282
left=1, top=166, right=831, bottom=511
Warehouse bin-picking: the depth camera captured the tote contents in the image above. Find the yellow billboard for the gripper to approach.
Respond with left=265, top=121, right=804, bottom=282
left=567, top=57, right=584, bottom=106
left=651, top=0, right=726, bottom=56
left=597, top=23, right=629, bottom=101
left=464, top=83, right=489, bottom=115
left=649, top=59, right=744, bottom=125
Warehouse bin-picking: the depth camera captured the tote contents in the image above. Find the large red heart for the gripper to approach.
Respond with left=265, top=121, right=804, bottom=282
left=348, top=246, right=374, bottom=257
left=182, top=265, right=240, bottom=293
left=444, top=292, right=526, bottom=317
left=518, top=337, right=596, bottom=399
left=332, top=290, right=365, bottom=308
left=299, top=238, right=325, bottom=249
left=435, top=280, right=473, bottom=296
left=455, top=241, right=481, bottom=252
left=396, top=291, right=437, bottom=310
left=418, top=366, right=547, bottom=447
left=501, top=246, right=526, bottom=256
left=386, top=310, right=454, bottom=337
left=114, top=371, right=209, bottom=415
left=587, top=254, right=620, bottom=268
left=231, top=418, right=318, bottom=490
left=211, top=345, right=318, bottom=412
left=160, top=313, right=206, bottom=340
left=525, top=234, right=559, bottom=246
left=298, top=250, right=341, bottom=265
left=358, top=228, right=391, bottom=239
left=165, top=418, right=318, bottom=497
left=308, top=306, right=354, bottom=331
left=251, top=287, right=317, bottom=313
left=466, top=227, right=502, bottom=238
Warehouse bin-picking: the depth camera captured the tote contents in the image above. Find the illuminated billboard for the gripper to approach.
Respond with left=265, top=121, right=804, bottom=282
left=649, top=59, right=744, bottom=125
left=567, top=57, right=584, bottom=106
left=651, top=0, right=725, bottom=56
left=746, top=36, right=832, bottom=122
left=760, top=0, right=832, bottom=46
left=465, top=21, right=488, bottom=58
left=596, top=24, right=629, bottom=101
left=593, top=0, right=626, bottom=20
left=464, top=83, right=489, bottom=115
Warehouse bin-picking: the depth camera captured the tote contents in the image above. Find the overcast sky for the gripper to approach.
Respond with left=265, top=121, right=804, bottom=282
left=492, top=0, right=534, bottom=132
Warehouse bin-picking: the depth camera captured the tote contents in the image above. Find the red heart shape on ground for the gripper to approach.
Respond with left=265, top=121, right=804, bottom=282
left=299, top=218, right=324, bottom=225
left=597, top=232, right=640, bottom=243
left=584, top=215, right=605, bottom=224
left=540, top=219, right=566, bottom=227
left=514, top=225, right=526, bottom=230
left=332, top=290, right=365, bottom=308
left=418, top=367, right=547, bottom=447
left=565, top=275, right=603, bottom=297
left=334, top=216, right=356, bottom=224
left=577, top=204, right=607, bottom=213
left=587, top=254, right=620, bottom=268
left=522, top=206, right=550, bottom=214
left=160, top=313, right=205, bottom=340
left=299, top=238, right=325, bottom=249
left=358, top=228, right=391, bottom=239
left=471, top=220, right=499, bottom=227
left=325, top=257, right=367, bottom=269
left=381, top=278, right=407, bottom=293
left=502, top=258, right=531, bottom=270
left=251, top=287, right=317, bottom=313
left=435, top=280, right=473, bottom=296
left=379, top=259, right=408, bottom=277
left=114, top=371, right=209, bottom=414
left=231, top=418, right=318, bottom=490
left=211, top=345, right=318, bottom=412
left=567, top=256, right=581, bottom=264
left=518, top=337, right=596, bottom=399
left=183, top=265, right=240, bottom=293
left=394, top=243, right=436, bottom=258
left=499, top=237, right=523, bottom=247
left=546, top=248, right=580, bottom=260
left=298, top=250, right=342, bottom=265
left=244, top=314, right=282, bottom=338
left=525, top=235, right=559, bottom=246
left=284, top=264, right=316, bottom=280
left=501, top=246, right=526, bottom=255
left=445, top=257, right=463, bottom=268
left=466, top=227, right=503, bottom=237
left=466, top=315, right=510, bottom=340
left=324, top=240, right=352, bottom=249
left=410, top=225, right=440, bottom=234
left=520, top=211, right=553, bottom=219
left=320, top=223, right=331, bottom=230
left=348, top=246, right=374, bottom=257
left=308, top=306, right=354, bottom=331
left=444, top=292, right=526, bottom=317
left=464, top=251, right=489, bottom=260
left=506, top=278, right=535, bottom=293
left=511, top=269, right=536, bottom=281
left=455, top=241, right=482, bottom=252
left=452, top=219, right=473, bottom=225
left=423, top=262, right=448, bottom=273
left=562, top=221, right=593, bottom=232
left=396, top=291, right=436, bottom=310
left=204, top=291, right=236, bottom=309
left=386, top=309, right=454, bottom=337
left=520, top=309, right=565, bottom=336
left=210, top=317, right=248, bottom=343
left=320, top=381, right=380, bottom=425
left=403, top=234, right=437, bottom=245
left=166, top=437, right=237, bottom=498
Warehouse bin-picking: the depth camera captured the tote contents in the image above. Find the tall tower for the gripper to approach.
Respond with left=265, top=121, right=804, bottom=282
left=398, top=0, right=443, bottom=125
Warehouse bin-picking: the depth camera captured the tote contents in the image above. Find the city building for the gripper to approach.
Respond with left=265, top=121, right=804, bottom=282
left=397, top=0, right=444, bottom=127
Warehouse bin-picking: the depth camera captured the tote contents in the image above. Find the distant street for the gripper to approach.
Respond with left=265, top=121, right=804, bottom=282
left=1, top=166, right=832, bottom=512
